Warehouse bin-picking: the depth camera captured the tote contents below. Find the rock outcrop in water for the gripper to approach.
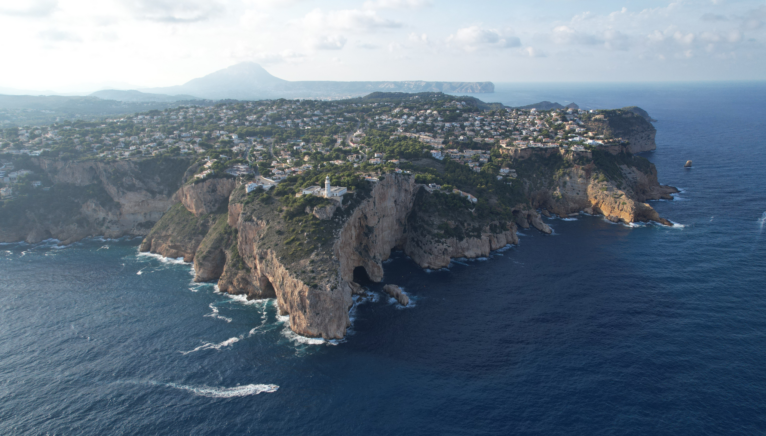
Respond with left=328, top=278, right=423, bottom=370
left=383, top=284, right=409, bottom=306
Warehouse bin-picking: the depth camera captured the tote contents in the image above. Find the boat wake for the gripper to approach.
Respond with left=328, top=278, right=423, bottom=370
left=164, top=382, right=279, bottom=398
left=123, top=380, right=278, bottom=397
left=180, top=336, right=242, bottom=355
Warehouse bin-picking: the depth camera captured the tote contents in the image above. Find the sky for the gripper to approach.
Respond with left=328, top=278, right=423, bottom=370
left=0, top=0, right=764, bottom=93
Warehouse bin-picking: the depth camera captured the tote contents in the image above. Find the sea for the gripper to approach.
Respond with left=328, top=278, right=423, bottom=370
left=1, top=82, right=765, bottom=435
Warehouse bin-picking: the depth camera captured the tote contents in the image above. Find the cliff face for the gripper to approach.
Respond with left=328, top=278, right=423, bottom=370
left=582, top=110, right=657, bottom=154
left=539, top=162, right=677, bottom=225
left=209, top=174, right=526, bottom=339
left=137, top=153, right=676, bottom=340
left=0, top=157, right=189, bottom=244
left=176, top=177, right=236, bottom=217
left=139, top=175, right=235, bottom=270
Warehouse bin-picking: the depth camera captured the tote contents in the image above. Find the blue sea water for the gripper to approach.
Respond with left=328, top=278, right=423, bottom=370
left=1, top=82, right=766, bottom=435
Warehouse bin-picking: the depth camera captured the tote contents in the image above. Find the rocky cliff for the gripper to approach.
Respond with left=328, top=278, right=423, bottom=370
left=185, top=175, right=529, bottom=339
left=0, top=157, right=190, bottom=244
left=582, top=109, right=657, bottom=154
left=529, top=154, right=677, bottom=225
left=176, top=177, right=236, bottom=217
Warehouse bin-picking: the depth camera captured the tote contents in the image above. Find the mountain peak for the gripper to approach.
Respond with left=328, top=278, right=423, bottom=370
left=185, top=62, right=285, bottom=86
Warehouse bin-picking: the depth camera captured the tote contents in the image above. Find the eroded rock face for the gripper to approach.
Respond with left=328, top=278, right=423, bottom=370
left=228, top=217, right=353, bottom=339
left=405, top=223, right=518, bottom=270
left=336, top=174, right=418, bottom=284
left=1, top=158, right=186, bottom=244
left=383, top=284, right=409, bottom=306
left=177, top=177, right=237, bottom=217
left=529, top=211, right=553, bottom=234
left=311, top=204, right=338, bottom=220
left=542, top=164, right=676, bottom=225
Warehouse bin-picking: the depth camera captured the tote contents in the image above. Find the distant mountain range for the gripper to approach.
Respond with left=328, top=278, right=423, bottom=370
left=88, top=62, right=494, bottom=102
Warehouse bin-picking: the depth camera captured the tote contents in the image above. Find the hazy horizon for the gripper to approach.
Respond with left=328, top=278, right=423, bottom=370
left=1, top=0, right=764, bottom=94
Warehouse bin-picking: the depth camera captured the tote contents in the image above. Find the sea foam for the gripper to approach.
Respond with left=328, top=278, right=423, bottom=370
left=204, top=303, right=233, bottom=323
left=180, top=336, right=242, bottom=355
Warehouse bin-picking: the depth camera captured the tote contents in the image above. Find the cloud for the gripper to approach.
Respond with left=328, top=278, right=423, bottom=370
left=0, top=0, right=57, bottom=17
left=250, top=50, right=306, bottom=64
left=363, top=0, right=431, bottom=10
left=603, top=30, right=630, bottom=51
left=356, top=42, right=380, bottom=49
left=701, top=13, right=728, bottom=21
left=523, top=46, right=546, bottom=58
left=310, top=35, right=348, bottom=50
left=299, top=8, right=403, bottom=32
left=446, top=26, right=520, bottom=51
left=124, top=0, right=223, bottom=23
left=551, top=26, right=600, bottom=45
left=244, top=0, right=310, bottom=8
left=38, top=29, right=81, bottom=42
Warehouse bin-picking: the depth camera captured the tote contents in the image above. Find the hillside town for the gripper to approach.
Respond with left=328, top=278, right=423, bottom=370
left=0, top=93, right=635, bottom=202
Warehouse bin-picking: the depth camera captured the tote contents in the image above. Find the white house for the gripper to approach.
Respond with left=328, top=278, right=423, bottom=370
left=247, top=176, right=278, bottom=193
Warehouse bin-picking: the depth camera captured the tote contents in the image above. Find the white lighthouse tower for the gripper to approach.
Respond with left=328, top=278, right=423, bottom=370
left=324, top=175, right=331, bottom=198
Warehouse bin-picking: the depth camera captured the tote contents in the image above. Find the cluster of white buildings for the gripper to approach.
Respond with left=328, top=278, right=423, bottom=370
left=300, top=176, right=347, bottom=199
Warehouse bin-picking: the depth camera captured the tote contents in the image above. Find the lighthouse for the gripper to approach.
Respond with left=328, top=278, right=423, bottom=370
left=325, top=175, right=331, bottom=198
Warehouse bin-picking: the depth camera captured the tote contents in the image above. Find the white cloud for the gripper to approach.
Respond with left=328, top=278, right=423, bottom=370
left=0, top=0, right=57, bottom=17
left=446, top=26, right=520, bottom=51
left=123, top=0, right=223, bottom=23
left=310, top=35, right=348, bottom=50
left=551, top=26, right=600, bottom=45
left=523, top=46, right=546, bottom=58
left=38, top=28, right=81, bottom=42
left=363, top=0, right=431, bottom=10
left=251, top=50, right=307, bottom=64
left=298, top=8, right=403, bottom=32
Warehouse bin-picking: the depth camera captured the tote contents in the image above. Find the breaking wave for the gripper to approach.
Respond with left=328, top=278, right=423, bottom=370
left=137, top=251, right=187, bottom=264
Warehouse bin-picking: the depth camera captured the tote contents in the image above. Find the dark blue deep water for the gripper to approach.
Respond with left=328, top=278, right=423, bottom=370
left=2, top=83, right=766, bottom=435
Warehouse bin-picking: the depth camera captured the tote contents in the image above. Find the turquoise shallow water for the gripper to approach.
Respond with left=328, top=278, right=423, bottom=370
left=1, top=82, right=765, bottom=435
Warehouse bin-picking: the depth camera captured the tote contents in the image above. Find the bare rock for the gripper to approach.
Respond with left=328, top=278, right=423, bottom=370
left=312, top=203, right=338, bottom=220
left=685, top=160, right=693, bottom=168
left=177, top=177, right=236, bottom=217
left=383, top=284, right=409, bottom=306
left=529, top=211, right=553, bottom=234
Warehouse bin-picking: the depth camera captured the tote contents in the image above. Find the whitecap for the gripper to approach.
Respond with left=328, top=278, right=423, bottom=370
left=758, top=212, right=766, bottom=233
left=280, top=327, right=326, bottom=345
left=164, top=382, right=278, bottom=398
left=137, top=251, right=187, bottom=264
left=180, top=336, right=241, bottom=354
left=214, top=288, right=267, bottom=306
left=561, top=218, right=578, bottom=221
left=476, top=257, right=488, bottom=261
left=670, top=220, right=686, bottom=229
left=204, top=303, right=233, bottom=323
